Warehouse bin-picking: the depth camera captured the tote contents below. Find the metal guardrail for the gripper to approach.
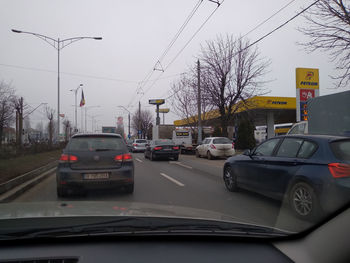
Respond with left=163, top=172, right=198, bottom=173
left=0, top=161, right=58, bottom=195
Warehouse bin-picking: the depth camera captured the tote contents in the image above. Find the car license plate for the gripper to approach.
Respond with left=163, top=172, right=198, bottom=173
left=83, top=173, right=109, bottom=180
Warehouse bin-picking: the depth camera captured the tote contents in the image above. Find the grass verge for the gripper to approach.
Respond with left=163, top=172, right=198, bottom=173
left=0, top=150, right=61, bottom=184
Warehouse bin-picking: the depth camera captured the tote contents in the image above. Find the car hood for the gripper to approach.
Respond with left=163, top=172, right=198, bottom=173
left=0, top=201, right=242, bottom=222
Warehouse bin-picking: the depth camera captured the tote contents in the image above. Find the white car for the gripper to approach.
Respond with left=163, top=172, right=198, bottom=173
left=196, top=137, right=235, bottom=159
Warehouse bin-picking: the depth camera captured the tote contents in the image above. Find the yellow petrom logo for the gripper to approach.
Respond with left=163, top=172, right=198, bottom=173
left=296, top=68, right=319, bottom=89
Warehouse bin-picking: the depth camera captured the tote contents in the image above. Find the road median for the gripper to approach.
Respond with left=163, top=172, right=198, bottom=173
left=0, top=161, right=58, bottom=202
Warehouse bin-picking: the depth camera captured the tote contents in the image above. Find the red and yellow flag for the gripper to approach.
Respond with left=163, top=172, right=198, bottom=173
left=80, top=89, right=85, bottom=107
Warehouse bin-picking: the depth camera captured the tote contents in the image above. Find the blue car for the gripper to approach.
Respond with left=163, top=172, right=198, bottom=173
left=223, top=134, right=350, bottom=220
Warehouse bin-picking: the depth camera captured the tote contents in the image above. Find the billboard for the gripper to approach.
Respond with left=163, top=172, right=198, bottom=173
left=296, top=68, right=319, bottom=122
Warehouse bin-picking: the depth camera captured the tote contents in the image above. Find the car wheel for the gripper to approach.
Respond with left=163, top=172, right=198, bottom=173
left=57, top=186, right=67, bottom=197
left=173, top=155, right=179, bottom=161
left=125, top=184, right=134, bottom=194
left=223, top=166, right=238, bottom=192
left=289, top=182, right=320, bottom=221
left=207, top=151, right=213, bottom=160
left=195, top=150, right=200, bottom=158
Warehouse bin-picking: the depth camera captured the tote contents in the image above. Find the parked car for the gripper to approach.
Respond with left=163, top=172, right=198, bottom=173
left=196, top=137, right=235, bottom=159
left=131, top=139, right=148, bottom=152
left=223, top=134, right=350, bottom=220
left=126, top=139, right=133, bottom=151
left=56, top=133, right=134, bottom=197
left=144, top=139, right=180, bottom=161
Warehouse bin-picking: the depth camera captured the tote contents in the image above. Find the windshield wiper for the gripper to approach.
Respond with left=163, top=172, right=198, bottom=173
left=0, top=217, right=291, bottom=240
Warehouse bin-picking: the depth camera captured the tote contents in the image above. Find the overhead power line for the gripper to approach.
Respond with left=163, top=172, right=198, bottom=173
left=140, top=0, right=224, bottom=100
left=126, top=0, right=205, bottom=108
left=0, top=63, right=138, bottom=83
left=164, top=0, right=320, bottom=101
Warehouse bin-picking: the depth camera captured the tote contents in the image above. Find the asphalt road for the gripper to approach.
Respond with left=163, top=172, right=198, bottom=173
left=13, top=153, right=311, bottom=232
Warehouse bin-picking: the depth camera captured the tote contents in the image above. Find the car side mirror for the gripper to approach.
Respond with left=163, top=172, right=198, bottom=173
left=243, top=149, right=251, bottom=156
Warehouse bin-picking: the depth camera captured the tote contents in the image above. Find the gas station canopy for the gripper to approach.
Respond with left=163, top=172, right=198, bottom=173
left=174, top=96, right=297, bottom=138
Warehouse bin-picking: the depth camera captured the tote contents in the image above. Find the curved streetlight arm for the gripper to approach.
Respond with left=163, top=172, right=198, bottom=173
left=60, top=36, right=102, bottom=50
left=12, top=29, right=57, bottom=48
left=12, top=29, right=102, bottom=50
left=118, top=105, right=131, bottom=114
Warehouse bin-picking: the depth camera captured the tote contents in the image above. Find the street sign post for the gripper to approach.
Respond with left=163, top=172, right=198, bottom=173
left=149, top=99, right=165, bottom=125
left=296, top=68, right=319, bottom=122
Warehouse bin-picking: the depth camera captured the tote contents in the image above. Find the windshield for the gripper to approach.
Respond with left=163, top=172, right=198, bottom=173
left=1, top=0, right=350, bottom=240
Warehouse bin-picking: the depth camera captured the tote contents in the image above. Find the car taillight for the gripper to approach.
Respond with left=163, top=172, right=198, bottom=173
left=59, top=154, right=78, bottom=163
left=173, top=146, right=179, bottom=150
left=210, top=144, right=216, bottom=149
left=154, top=146, right=162, bottom=150
left=232, top=142, right=235, bottom=149
left=133, top=143, right=138, bottom=146
left=114, top=153, right=133, bottom=162
left=328, top=163, right=350, bottom=178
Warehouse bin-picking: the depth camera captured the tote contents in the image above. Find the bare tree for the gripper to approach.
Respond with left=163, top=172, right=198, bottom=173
left=132, top=109, right=153, bottom=139
left=199, top=35, right=270, bottom=136
left=45, top=106, right=55, bottom=147
left=299, top=0, right=350, bottom=87
left=62, top=118, right=71, bottom=143
left=0, top=81, right=15, bottom=147
left=35, top=122, right=44, bottom=141
left=170, top=72, right=213, bottom=130
left=24, top=116, right=31, bottom=131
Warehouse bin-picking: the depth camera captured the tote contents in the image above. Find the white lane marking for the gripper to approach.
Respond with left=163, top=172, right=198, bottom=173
left=160, top=173, right=185, bottom=187
left=169, top=161, right=192, bottom=169
left=177, top=163, right=192, bottom=169
left=135, top=158, right=143, bottom=163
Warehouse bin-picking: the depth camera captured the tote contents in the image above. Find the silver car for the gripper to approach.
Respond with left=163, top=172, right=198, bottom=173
left=131, top=139, right=148, bottom=152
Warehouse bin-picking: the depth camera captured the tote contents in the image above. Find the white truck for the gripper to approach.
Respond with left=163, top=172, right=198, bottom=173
left=288, top=90, right=350, bottom=136
left=172, top=129, right=194, bottom=154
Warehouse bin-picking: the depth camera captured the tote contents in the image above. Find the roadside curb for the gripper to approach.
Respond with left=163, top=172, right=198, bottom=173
left=0, top=161, right=58, bottom=202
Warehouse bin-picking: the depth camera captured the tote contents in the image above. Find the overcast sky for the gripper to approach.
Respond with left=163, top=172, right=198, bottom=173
left=0, top=0, right=347, bottom=133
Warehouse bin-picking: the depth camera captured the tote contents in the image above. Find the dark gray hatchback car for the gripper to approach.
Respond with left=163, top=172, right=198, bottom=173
left=56, top=133, right=134, bottom=197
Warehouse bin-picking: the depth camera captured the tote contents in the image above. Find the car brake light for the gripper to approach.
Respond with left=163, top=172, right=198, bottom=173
left=154, top=146, right=162, bottom=150
left=328, top=163, right=350, bottom=178
left=210, top=144, right=216, bottom=149
left=114, top=154, right=133, bottom=162
left=173, top=146, right=179, bottom=150
left=133, top=143, right=138, bottom=146
left=59, top=154, right=78, bottom=163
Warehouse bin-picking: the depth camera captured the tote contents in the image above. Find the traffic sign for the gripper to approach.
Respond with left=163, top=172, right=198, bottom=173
left=156, top=108, right=170, bottom=113
left=149, top=99, right=165, bottom=105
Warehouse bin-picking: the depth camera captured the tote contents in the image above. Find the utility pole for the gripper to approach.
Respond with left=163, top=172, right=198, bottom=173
left=138, top=101, right=141, bottom=139
left=197, top=60, right=202, bottom=144
left=128, top=112, right=131, bottom=139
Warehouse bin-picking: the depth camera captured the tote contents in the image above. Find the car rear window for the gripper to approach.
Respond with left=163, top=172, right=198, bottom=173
left=67, top=136, right=126, bottom=151
left=213, top=138, right=231, bottom=144
left=155, top=139, right=174, bottom=145
left=330, top=140, right=350, bottom=162
left=136, top=139, right=147, bottom=143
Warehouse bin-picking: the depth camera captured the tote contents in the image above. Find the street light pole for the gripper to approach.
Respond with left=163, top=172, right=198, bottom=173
left=118, top=106, right=131, bottom=139
left=70, top=84, right=83, bottom=133
left=85, top=106, right=100, bottom=132
left=12, top=29, right=102, bottom=140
